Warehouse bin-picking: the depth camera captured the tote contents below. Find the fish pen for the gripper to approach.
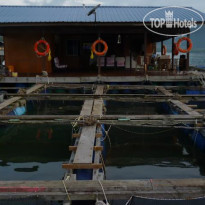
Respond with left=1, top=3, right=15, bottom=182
left=0, top=5, right=205, bottom=205
left=0, top=82, right=205, bottom=205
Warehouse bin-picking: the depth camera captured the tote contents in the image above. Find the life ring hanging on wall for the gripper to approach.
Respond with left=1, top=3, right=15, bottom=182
left=92, top=39, right=108, bottom=56
left=34, top=39, right=50, bottom=57
left=176, top=37, right=193, bottom=53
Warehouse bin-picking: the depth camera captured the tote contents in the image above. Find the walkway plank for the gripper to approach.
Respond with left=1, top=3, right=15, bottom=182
left=157, top=86, right=173, bottom=97
left=80, top=100, right=93, bottom=116
left=170, top=100, right=202, bottom=116
left=0, top=97, right=21, bottom=110
left=73, top=125, right=96, bottom=164
left=72, top=86, right=104, bottom=166
left=95, top=85, right=104, bottom=95
left=0, top=84, right=45, bottom=111
left=26, top=84, right=44, bottom=94
left=73, top=98, right=94, bottom=164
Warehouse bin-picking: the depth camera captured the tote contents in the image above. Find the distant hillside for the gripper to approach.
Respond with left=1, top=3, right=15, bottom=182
left=157, top=25, right=205, bottom=52
left=191, top=25, right=205, bottom=50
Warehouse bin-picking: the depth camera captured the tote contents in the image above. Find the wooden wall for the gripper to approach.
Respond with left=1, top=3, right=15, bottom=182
left=4, top=32, right=53, bottom=74
left=3, top=29, right=156, bottom=74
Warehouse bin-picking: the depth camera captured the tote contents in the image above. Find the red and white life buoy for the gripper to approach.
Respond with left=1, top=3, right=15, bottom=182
left=92, top=39, right=108, bottom=56
left=176, top=37, right=193, bottom=53
left=34, top=39, right=50, bottom=56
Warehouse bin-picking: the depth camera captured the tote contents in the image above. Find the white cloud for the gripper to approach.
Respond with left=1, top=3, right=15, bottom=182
left=63, top=0, right=101, bottom=6
left=0, top=0, right=204, bottom=12
left=0, top=0, right=101, bottom=6
left=0, top=0, right=24, bottom=5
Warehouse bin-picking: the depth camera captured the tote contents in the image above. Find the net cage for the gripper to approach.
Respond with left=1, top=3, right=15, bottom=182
left=126, top=196, right=205, bottom=205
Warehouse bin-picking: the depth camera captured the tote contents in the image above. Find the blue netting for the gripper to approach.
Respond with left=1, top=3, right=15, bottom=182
left=127, top=196, right=205, bottom=205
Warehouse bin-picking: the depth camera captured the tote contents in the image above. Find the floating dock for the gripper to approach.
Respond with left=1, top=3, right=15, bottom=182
left=0, top=83, right=205, bottom=203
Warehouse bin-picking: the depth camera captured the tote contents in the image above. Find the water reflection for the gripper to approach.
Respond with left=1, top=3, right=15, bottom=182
left=104, top=126, right=205, bottom=179
left=0, top=100, right=205, bottom=181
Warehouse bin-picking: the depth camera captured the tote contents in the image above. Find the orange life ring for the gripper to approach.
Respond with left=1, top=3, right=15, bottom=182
left=162, top=45, right=167, bottom=55
left=34, top=39, right=50, bottom=56
left=92, top=39, right=108, bottom=56
left=173, top=43, right=179, bottom=56
left=176, top=37, right=193, bottom=53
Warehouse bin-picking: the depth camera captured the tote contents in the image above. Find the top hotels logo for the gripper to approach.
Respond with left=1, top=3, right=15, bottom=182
left=165, top=11, right=174, bottom=28
left=143, top=6, right=204, bottom=36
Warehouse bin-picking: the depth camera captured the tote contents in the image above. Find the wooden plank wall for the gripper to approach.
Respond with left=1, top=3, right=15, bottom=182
left=4, top=32, right=53, bottom=74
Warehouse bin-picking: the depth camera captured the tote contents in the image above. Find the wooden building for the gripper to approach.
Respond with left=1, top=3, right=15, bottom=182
left=0, top=6, right=204, bottom=82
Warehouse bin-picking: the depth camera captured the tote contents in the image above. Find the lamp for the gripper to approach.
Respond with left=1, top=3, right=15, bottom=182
left=117, top=34, right=121, bottom=44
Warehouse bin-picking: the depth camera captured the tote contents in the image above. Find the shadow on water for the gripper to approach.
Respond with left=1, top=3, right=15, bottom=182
left=0, top=123, right=73, bottom=180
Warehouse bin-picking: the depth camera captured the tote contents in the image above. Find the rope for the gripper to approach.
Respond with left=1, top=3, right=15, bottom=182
left=62, top=176, right=71, bottom=201
left=189, top=71, right=205, bottom=87
left=98, top=180, right=110, bottom=205
left=101, top=124, right=112, bottom=148
left=100, top=154, right=106, bottom=179
left=125, top=196, right=133, bottom=205
left=71, top=115, right=83, bottom=132
left=112, top=125, right=175, bottom=135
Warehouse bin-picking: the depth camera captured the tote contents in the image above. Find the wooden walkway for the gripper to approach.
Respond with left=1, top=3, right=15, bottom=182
left=0, top=179, right=204, bottom=201
left=62, top=85, right=105, bottom=180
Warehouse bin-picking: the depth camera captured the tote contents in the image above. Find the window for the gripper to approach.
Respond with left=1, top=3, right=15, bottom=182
left=67, top=40, right=79, bottom=56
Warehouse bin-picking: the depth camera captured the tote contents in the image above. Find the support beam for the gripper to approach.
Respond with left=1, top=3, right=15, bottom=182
left=144, top=31, right=147, bottom=74
left=0, top=114, right=203, bottom=126
left=62, top=163, right=103, bottom=170
left=5, top=93, right=205, bottom=102
left=172, top=37, right=174, bottom=70
left=169, top=100, right=202, bottom=116
left=0, top=84, right=45, bottom=113
left=161, top=40, right=164, bottom=55
left=156, top=86, right=173, bottom=97
left=186, top=33, right=190, bottom=70
left=0, top=179, right=205, bottom=201
left=0, top=75, right=199, bottom=83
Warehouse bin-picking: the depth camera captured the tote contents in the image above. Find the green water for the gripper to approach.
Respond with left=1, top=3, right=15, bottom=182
left=0, top=101, right=205, bottom=181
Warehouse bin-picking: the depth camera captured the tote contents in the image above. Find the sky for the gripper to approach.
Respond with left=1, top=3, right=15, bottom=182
left=0, top=0, right=205, bottom=12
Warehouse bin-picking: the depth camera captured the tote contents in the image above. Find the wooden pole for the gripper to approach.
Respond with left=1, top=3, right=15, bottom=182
left=186, top=33, right=190, bottom=70
left=161, top=40, right=164, bottom=55
left=144, top=31, right=147, bottom=74
left=172, top=37, right=175, bottom=71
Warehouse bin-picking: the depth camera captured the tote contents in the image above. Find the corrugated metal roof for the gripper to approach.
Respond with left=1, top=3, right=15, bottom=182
left=0, top=6, right=204, bottom=24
